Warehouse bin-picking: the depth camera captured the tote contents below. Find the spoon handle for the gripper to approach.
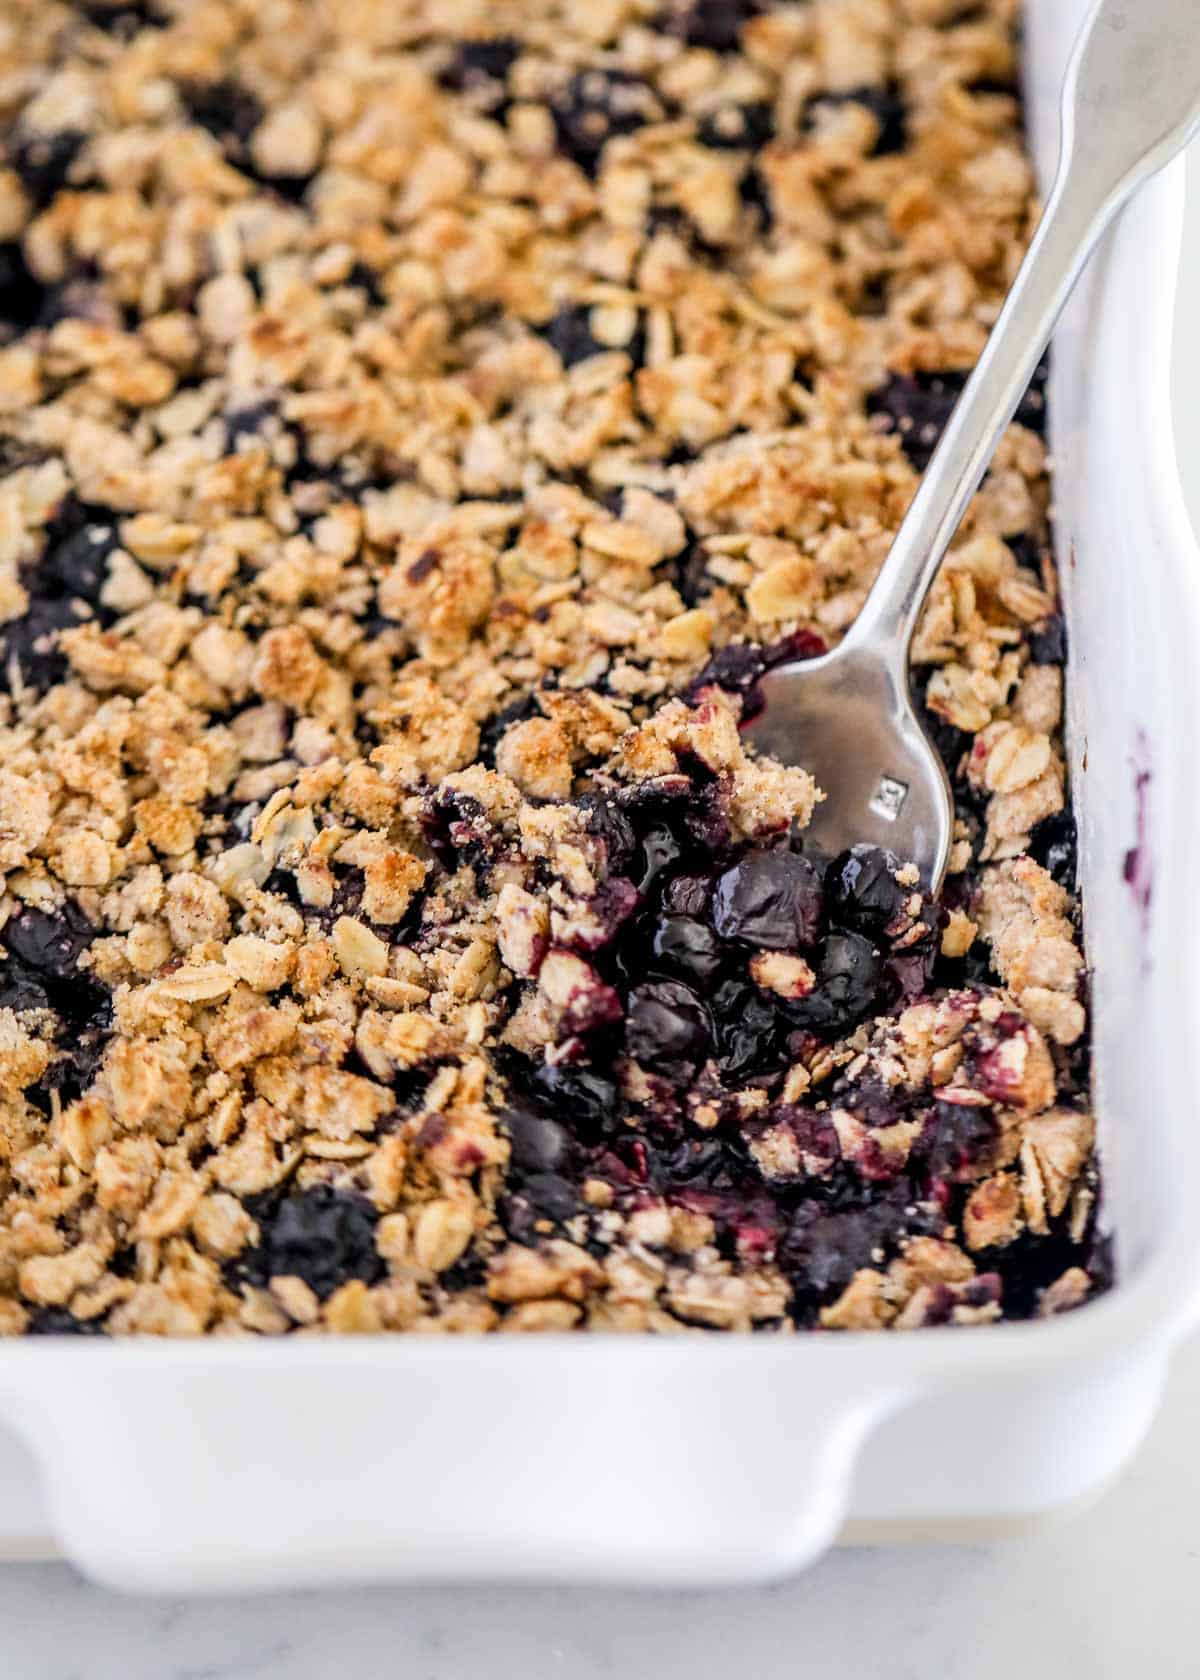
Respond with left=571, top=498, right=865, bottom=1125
left=846, top=0, right=1200, bottom=664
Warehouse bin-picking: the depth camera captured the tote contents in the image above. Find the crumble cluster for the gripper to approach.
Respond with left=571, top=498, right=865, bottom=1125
left=0, top=0, right=1102, bottom=1336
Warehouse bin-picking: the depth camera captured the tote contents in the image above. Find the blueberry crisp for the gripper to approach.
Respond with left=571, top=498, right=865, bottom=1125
left=0, top=0, right=1102, bottom=1335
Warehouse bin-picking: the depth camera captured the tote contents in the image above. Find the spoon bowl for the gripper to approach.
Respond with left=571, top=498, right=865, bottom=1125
left=745, top=643, right=954, bottom=890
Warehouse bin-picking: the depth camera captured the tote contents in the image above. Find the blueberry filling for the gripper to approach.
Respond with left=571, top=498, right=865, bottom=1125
left=24, top=1307, right=107, bottom=1336
left=1028, top=810, right=1078, bottom=891
left=76, top=1, right=166, bottom=34
left=1, top=596, right=81, bottom=693
left=540, top=303, right=645, bottom=369
left=1028, top=613, right=1067, bottom=666
left=625, top=979, right=713, bottom=1077
left=11, top=130, right=86, bottom=208
left=0, top=241, right=43, bottom=336
left=825, top=844, right=906, bottom=938
left=179, top=78, right=264, bottom=152
left=1, top=495, right=126, bottom=692
left=3, top=904, right=111, bottom=1107
left=784, top=930, right=882, bottom=1032
left=869, top=360, right=1049, bottom=469
left=662, top=0, right=764, bottom=53
left=711, top=977, right=784, bottom=1080
left=238, top=1186, right=384, bottom=1301
left=436, top=37, right=517, bottom=110
left=712, top=849, right=824, bottom=950
left=5, top=902, right=97, bottom=982
left=551, top=71, right=665, bottom=173
left=480, top=649, right=1097, bottom=1323
left=651, top=914, right=725, bottom=985
left=35, top=495, right=122, bottom=613
left=806, top=85, right=908, bottom=156
left=683, top=628, right=826, bottom=713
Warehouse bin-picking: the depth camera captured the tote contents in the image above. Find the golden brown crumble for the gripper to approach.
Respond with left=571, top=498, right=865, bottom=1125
left=0, top=0, right=1101, bottom=1337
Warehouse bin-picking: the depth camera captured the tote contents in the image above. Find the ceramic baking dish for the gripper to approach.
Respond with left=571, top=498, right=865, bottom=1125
left=0, top=0, right=1197, bottom=1591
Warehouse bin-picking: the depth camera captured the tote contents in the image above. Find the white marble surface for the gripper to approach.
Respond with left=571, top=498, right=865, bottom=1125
left=4, top=98, right=1200, bottom=1680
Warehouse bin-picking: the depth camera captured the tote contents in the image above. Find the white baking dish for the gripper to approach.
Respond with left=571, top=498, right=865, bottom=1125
left=0, top=0, right=1197, bottom=1591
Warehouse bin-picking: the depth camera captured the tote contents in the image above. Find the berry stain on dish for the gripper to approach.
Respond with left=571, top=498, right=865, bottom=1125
left=0, top=0, right=1102, bottom=1337
left=1122, top=732, right=1154, bottom=969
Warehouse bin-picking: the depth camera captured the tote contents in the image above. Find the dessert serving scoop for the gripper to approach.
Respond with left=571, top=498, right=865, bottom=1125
left=744, top=0, right=1200, bottom=891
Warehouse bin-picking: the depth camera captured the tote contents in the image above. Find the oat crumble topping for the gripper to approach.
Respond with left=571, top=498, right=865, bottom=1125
left=0, top=0, right=1104, bottom=1337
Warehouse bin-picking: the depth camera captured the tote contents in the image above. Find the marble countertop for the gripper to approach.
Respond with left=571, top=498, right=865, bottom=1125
left=4, top=107, right=1200, bottom=1680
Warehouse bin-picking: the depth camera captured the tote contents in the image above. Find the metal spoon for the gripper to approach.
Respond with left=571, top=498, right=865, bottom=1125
left=744, top=0, right=1200, bottom=891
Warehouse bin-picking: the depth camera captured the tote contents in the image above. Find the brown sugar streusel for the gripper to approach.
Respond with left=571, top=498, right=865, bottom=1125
left=0, top=0, right=1104, bottom=1337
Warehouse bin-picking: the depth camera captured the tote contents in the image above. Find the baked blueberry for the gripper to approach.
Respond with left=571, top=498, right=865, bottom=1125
left=635, top=823, right=684, bottom=895
left=0, top=959, right=49, bottom=1014
left=24, top=1307, right=106, bottom=1335
left=825, top=845, right=905, bottom=939
left=711, top=978, right=783, bottom=1080
left=5, top=903, right=96, bottom=980
left=440, top=37, right=521, bottom=93
left=78, top=0, right=165, bottom=33
left=684, top=630, right=826, bottom=709
left=541, top=305, right=604, bottom=368
left=1028, top=614, right=1067, bottom=665
left=651, top=915, right=725, bottom=985
left=179, top=78, right=263, bottom=150
left=781, top=1201, right=902, bottom=1300
left=522, top=1171, right=580, bottom=1221
left=786, top=931, right=882, bottom=1033
left=0, top=242, right=42, bottom=336
left=419, top=788, right=496, bottom=870
left=551, top=70, right=664, bottom=173
left=664, top=0, right=763, bottom=52
left=661, top=874, right=713, bottom=917
left=921, top=1099, right=999, bottom=1185
left=11, top=130, right=85, bottom=207
left=581, top=794, right=638, bottom=877
left=1028, top=810, right=1078, bottom=890
left=530, top=1064, right=619, bottom=1138
left=241, top=1186, right=384, bottom=1301
left=0, top=596, right=80, bottom=693
left=38, top=496, right=121, bottom=610
left=712, top=850, right=824, bottom=950
left=870, top=361, right=1049, bottom=469
left=504, top=1105, right=572, bottom=1174
left=625, top=979, right=713, bottom=1076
